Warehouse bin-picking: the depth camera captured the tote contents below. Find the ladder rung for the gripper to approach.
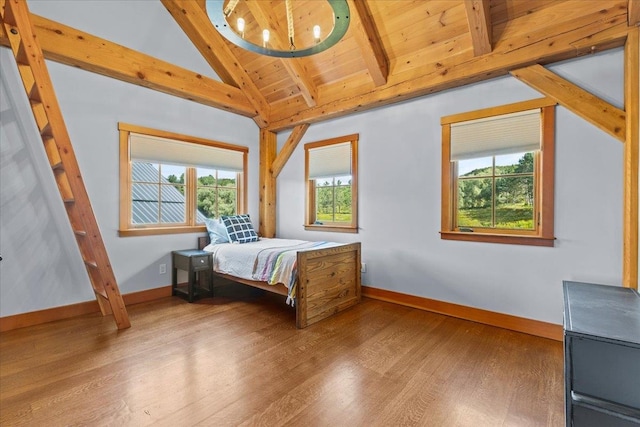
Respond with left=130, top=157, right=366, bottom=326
left=17, top=63, right=35, bottom=94
left=2, top=6, right=17, bottom=27
left=30, top=103, right=51, bottom=135
left=53, top=168, right=75, bottom=202
left=28, top=84, right=42, bottom=103
left=42, top=136, right=62, bottom=168
left=63, top=198, right=76, bottom=204
left=40, top=123, right=52, bottom=137
left=21, top=66, right=41, bottom=102
left=64, top=203, right=85, bottom=240
left=15, top=40, right=28, bottom=65
left=87, top=265, right=106, bottom=290
left=84, top=260, right=99, bottom=269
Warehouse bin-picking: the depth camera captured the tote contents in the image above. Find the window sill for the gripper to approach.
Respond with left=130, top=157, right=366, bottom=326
left=119, top=225, right=206, bottom=237
left=440, top=231, right=555, bottom=247
left=304, top=224, right=358, bottom=234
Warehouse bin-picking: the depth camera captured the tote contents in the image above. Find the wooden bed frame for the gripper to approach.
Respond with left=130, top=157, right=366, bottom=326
left=198, top=237, right=362, bottom=328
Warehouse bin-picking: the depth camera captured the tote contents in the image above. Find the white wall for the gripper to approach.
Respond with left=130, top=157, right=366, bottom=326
left=276, top=49, right=625, bottom=325
left=0, top=1, right=259, bottom=317
left=26, top=0, right=219, bottom=80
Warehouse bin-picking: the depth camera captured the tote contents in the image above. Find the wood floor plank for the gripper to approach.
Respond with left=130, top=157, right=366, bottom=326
left=0, top=299, right=254, bottom=401
left=0, top=286, right=564, bottom=426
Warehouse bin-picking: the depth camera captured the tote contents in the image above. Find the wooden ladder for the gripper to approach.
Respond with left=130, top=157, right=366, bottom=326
left=1, top=0, right=130, bottom=329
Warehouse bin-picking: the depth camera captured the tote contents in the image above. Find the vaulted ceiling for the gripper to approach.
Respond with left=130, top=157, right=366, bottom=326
left=161, top=0, right=637, bottom=131
left=0, top=0, right=637, bottom=133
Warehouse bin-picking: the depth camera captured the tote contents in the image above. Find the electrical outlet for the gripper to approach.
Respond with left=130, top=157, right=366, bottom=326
left=361, top=262, right=366, bottom=273
left=159, top=263, right=167, bottom=274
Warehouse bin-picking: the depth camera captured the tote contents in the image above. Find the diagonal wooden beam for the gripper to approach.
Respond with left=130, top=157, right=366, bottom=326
left=272, top=123, right=309, bottom=178
left=464, top=0, right=492, bottom=56
left=0, top=13, right=256, bottom=117
left=348, top=0, right=388, bottom=86
left=629, top=0, right=640, bottom=26
left=164, top=2, right=234, bottom=86
left=623, top=27, right=638, bottom=289
left=510, top=64, right=626, bottom=142
left=243, top=1, right=317, bottom=107
left=161, top=0, right=270, bottom=127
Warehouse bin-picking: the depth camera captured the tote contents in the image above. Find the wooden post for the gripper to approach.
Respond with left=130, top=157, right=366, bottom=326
left=623, top=27, right=639, bottom=289
left=259, top=129, right=277, bottom=237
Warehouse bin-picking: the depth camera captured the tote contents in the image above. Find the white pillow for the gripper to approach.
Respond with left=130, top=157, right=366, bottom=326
left=204, top=218, right=230, bottom=244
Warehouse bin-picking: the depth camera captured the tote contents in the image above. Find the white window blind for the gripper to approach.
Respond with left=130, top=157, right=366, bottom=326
left=308, top=141, right=352, bottom=179
left=130, top=133, right=244, bottom=172
left=450, top=109, right=541, bottom=161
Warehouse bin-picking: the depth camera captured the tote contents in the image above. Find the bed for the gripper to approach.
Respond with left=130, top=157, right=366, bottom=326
left=197, top=235, right=362, bottom=328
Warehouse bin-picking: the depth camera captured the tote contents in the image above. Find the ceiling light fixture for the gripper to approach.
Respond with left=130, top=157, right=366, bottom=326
left=206, top=0, right=350, bottom=58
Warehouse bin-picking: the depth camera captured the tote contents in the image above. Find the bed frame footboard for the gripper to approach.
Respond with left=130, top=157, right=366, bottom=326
left=295, top=242, right=362, bottom=328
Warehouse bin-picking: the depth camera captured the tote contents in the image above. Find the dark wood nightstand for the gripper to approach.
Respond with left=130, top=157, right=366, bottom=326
left=171, top=249, right=213, bottom=302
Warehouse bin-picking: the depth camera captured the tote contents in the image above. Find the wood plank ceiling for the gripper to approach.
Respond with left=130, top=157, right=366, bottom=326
left=159, top=0, right=634, bottom=131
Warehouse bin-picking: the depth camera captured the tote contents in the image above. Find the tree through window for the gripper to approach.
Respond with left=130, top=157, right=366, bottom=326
left=457, top=152, right=535, bottom=230
left=305, top=134, right=358, bottom=233
left=440, top=99, right=556, bottom=246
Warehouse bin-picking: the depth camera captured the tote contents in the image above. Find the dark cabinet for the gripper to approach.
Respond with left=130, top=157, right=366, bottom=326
left=563, top=281, right=640, bottom=426
left=172, top=249, right=213, bottom=302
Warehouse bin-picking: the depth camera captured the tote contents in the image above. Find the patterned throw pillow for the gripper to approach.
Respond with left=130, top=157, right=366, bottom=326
left=221, top=214, right=259, bottom=244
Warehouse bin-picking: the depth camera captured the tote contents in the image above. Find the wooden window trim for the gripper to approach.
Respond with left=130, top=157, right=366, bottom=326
left=118, top=122, right=248, bottom=237
left=119, top=226, right=207, bottom=237
left=440, top=99, right=556, bottom=246
left=303, top=225, right=359, bottom=233
left=304, top=134, right=359, bottom=233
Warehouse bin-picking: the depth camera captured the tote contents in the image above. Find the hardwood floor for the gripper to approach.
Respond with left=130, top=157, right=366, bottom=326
left=0, top=285, right=564, bottom=426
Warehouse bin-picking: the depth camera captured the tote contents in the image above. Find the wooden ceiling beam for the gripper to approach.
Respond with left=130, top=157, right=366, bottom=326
left=243, top=1, right=318, bottom=107
left=266, top=10, right=629, bottom=132
left=464, top=0, right=492, bottom=56
left=271, top=123, right=310, bottom=178
left=279, top=62, right=318, bottom=107
left=0, top=13, right=256, bottom=117
left=510, top=64, right=626, bottom=142
left=162, top=0, right=235, bottom=86
left=630, top=0, right=640, bottom=26
left=161, top=0, right=270, bottom=127
left=347, top=0, right=388, bottom=86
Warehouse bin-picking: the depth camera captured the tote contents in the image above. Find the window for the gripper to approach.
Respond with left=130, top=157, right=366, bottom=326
left=304, top=134, right=358, bottom=233
left=440, top=99, right=556, bottom=246
left=118, top=123, right=247, bottom=236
